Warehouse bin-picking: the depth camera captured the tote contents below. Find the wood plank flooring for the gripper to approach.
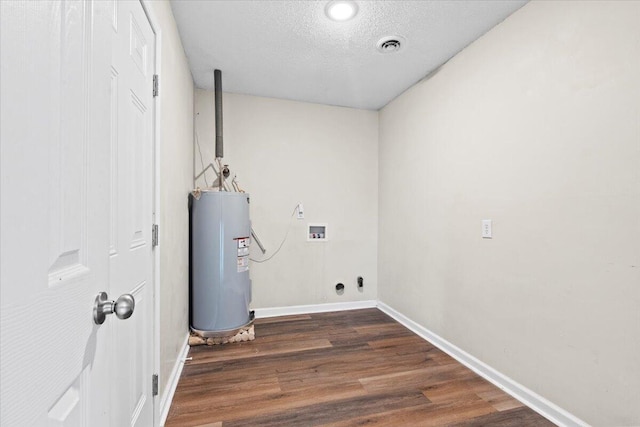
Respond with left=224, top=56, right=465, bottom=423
left=165, top=309, right=554, bottom=426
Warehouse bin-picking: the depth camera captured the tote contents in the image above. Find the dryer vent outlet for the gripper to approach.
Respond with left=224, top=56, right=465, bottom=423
left=335, top=283, right=345, bottom=295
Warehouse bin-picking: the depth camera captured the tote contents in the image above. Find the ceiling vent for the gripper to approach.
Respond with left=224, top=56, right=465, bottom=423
left=377, top=36, right=405, bottom=53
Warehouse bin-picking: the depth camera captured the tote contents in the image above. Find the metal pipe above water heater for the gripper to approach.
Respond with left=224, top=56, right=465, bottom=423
left=214, top=69, right=223, bottom=160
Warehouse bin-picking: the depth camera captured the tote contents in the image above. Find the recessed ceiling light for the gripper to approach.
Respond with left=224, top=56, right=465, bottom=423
left=325, top=1, right=358, bottom=22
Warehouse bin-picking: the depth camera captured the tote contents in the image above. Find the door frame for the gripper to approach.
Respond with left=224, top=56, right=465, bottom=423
left=138, top=1, right=162, bottom=425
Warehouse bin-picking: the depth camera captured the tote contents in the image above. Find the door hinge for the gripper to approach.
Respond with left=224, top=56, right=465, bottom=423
left=152, top=374, right=159, bottom=396
left=153, top=74, right=159, bottom=97
left=152, top=224, right=159, bottom=247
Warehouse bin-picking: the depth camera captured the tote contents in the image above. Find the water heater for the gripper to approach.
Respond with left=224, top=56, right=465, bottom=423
left=189, top=191, right=252, bottom=336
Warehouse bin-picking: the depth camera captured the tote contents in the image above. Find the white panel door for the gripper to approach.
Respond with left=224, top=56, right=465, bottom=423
left=0, top=1, right=112, bottom=425
left=108, top=1, right=155, bottom=426
left=0, top=1, right=156, bottom=426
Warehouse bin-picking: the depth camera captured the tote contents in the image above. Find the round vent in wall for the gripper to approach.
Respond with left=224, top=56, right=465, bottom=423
left=377, top=36, right=405, bottom=53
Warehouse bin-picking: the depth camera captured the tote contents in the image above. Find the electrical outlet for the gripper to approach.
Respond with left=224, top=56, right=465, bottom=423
left=482, top=219, right=492, bottom=238
left=297, top=203, right=304, bottom=219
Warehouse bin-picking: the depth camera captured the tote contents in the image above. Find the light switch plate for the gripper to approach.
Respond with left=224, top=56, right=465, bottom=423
left=482, top=219, right=492, bottom=238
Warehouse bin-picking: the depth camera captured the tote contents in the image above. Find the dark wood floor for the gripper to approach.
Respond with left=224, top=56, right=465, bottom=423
left=165, top=309, right=554, bottom=426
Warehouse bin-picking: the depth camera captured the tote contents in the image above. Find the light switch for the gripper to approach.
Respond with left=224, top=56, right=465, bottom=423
left=482, top=220, right=492, bottom=238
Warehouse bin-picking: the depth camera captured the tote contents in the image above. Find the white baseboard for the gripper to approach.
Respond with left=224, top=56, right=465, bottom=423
left=158, top=333, right=190, bottom=427
left=376, top=301, right=588, bottom=427
left=253, top=300, right=377, bottom=318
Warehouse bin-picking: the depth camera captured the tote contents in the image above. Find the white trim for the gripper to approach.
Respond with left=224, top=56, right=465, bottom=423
left=138, top=2, right=163, bottom=426
left=254, top=300, right=377, bottom=318
left=376, top=301, right=588, bottom=427
left=158, top=333, right=190, bottom=427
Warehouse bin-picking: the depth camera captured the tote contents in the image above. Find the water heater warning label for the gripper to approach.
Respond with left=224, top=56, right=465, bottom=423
left=237, top=256, right=249, bottom=272
left=235, top=237, right=250, bottom=272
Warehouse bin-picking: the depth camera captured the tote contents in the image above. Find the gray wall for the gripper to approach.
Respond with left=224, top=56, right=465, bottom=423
left=378, top=1, right=640, bottom=425
left=194, top=91, right=379, bottom=308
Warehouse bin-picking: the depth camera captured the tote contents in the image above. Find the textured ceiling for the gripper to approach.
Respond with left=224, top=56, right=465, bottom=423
left=170, top=0, right=528, bottom=110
